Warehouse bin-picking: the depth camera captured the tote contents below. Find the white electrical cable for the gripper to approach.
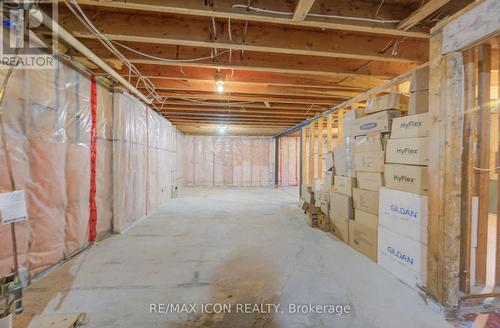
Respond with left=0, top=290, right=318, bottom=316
left=65, top=0, right=163, bottom=103
left=112, top=41, right=231, bottom=62
left=231, top=4, right=401, bottom=24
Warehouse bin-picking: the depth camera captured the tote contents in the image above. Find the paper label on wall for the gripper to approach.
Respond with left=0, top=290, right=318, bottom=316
left=0, top=190, right=28, bottom=224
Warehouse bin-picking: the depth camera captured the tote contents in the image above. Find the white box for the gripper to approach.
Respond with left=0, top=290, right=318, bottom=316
left=378, top=226, right=427, bottom=291
left=378, top=187, right=428, bottom=244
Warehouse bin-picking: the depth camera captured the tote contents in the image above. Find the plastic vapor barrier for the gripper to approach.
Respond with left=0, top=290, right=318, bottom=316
left=182, top=136, right=274, bottom=187
left=0, top=60, right=180, bottom=279
left=112, top=93, right=179, bottom=233
left=278, top=137, right=300, bottom=187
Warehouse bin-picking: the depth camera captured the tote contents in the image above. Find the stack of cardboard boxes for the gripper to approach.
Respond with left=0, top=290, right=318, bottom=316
left=378, top=111, right=430, bottom=291
left=347, top=93, right=404, bottom=261
left=315, top=152, right=334, bottom=231
left=329, top=108, right=362, bottom=242
left=376, top=66, right=430, bottom=290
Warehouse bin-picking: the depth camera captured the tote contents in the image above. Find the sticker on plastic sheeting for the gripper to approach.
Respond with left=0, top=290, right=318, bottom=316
left=0, top=190, right=28, bottom=224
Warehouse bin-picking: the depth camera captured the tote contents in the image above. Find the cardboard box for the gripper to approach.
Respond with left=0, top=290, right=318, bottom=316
left=353, top=151, right=385, bottom=173
left=343, top=108, right=365, bottom=137
left=333, top=176, right=357, bottom=196
left=408, top=90, right=429, bottom=115
left=312, top=179, right=322, bottom=194
left=353, top=188, right=379, bottom=215
left=378, top=225, right=427, bottom=291
left=365, top=93, right=409, bottom=114
left=349, top=210, right=378, bottom=262
left=321, top=171, right=334, bottom=192
left=324, top=152, right=334, bottom=171
left=350, top=110, right=400, bottom=136
left=357, top=172, right=384, bottom=191
left=330, top=215, right=349, bottom=243
left=306, top=212, right=319, bottom=227
left=378, top=187, right=428, bottom=243
left=315, top=191, right=330, bottom=212
left=410, top=66, right=429, bottom=92
left=329, top=192, right=353, bottom=219
left=353, top=133, right=388, bottom=153
left=303, top=189, right=314, bottom=204
left=333, top=146, right=354, bottom=177
left=318, top=213, right=330, bottom=232
left=307, top=205, right=322, bottom=215
left=386, top=137, right=429, bottom=166
left=384, top=164, right=428, bottom=195
left=391, top=113, right=431, bottom=139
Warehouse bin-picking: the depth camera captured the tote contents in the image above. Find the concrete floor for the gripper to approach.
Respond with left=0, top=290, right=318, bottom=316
left=16, top=187, right=453, bottom=328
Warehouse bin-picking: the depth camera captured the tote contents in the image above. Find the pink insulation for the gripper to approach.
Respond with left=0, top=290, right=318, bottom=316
left=278, top=137, right=300, bottom=187
left=181, top=136, right=274, bottom=187
left=0, top=62, right=180, bottom=279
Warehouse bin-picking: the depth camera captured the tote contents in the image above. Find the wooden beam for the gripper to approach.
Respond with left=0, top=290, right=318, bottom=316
left=398, top=0, right=452, bottom=31
left=153, top=100, right=332, bottom=111
left=302, top=126, right=308, bottom=187
left=154, top=107, right=322, bottom=116
left=442, top=0, right=500, bottom=54
left=58, top=9, right=428, bottom=63
left=309, top=121, right=315, bottom=186
left=317, top=116, right=323, bottom=179
left=69, top=0, right=429, bottom=38
left=69, top=39, right=419, bottom=79
left=327, top=114, right=333, bottom=152
left=154, top=91, right=341, bottom=105
left=459, top=48, right=476, bottom=294
left=475, top=44, right=492, bottom=285
left=113, top=65, right=383, bottom=89
left=161, top=112, right=311, bottom=120
left=293, top=0, right=316, bottom=21
left=427, top=30, right=464, bottom=312
left=135, top=78, right=363, bottom=98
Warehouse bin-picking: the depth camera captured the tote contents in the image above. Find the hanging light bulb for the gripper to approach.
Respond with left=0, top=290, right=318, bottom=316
left=216, top=81, right=224, bottom=93
left=218, top=125, right=226, bottom=134
left=215, top=71, right=225, bottom=93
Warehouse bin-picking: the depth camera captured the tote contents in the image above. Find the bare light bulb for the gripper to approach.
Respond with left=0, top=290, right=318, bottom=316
left=216, top=84, right=224, bottom=93
left=218, top=125, right=226, bottom=134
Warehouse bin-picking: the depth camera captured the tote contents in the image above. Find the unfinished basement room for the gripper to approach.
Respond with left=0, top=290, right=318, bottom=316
left=0, top=0, right=499, bottom=327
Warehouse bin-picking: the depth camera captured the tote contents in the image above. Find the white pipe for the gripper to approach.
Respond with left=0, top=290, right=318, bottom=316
left=29, top=9, right=152, bottom=104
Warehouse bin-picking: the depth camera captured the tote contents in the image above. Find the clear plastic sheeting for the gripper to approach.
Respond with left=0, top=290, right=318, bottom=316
left=0, top=62, right=106, bottom=278
left=182, top=136, right=274, bottom=187
left=278, top=137, right=299, bottom=187
left=0, top=61, right=180, bottom=279
left=112, top=93, right=179, bottom=233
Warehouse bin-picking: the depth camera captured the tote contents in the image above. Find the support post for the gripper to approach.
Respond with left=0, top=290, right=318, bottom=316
left=427, top=30, right=464, bottom=314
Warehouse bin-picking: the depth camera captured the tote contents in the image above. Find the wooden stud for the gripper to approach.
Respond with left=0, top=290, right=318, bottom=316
left=427, top=31, right=464, bottom=312
left=317, top=117, right=324, bottom=179
left=302, top=127, right=308, bottom=187
left=337, top=109, right=344, bottom=145
left=327, top=114, right=333, bottom=152
left=459, top=48, right=477, bottom=294
left=475, top=44, right=492, bottom=285
left=309, top=121, right=316, bottom=186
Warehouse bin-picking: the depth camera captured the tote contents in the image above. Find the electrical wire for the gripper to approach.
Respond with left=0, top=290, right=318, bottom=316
left=65, top=0, right=163, bottom=103
left=112, top=41, right=231, bottom=62
left=231, top=4, right=401, bottom=24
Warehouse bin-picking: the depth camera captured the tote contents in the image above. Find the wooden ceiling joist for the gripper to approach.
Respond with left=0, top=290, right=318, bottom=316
left=154, top=107, right=322, bottom=116
left=152, top=100, right=332, bottom=111
left=135, top=78, right=363, bottom=99
left=58, top=9, right=428, bottom=63
left=154, top=90, right=342, bottom=105
left=70, top=0, right=429, bottom=38
left=293, top=0, right=317, bottom=21
left=68, top=41, right=420, bottom=80
left=398, top=0, right=452, bottom=31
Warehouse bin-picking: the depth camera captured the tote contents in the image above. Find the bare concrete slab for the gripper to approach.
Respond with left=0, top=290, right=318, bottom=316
left=15, top=187, right=452, bottom=328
